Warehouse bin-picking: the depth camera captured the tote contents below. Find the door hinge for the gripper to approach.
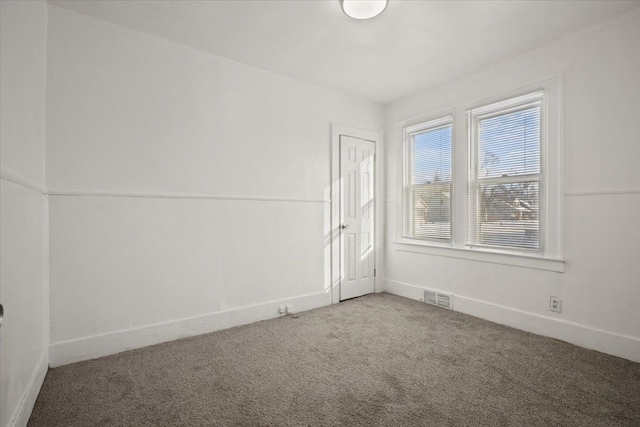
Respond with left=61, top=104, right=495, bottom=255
left=374, top=268, right=376, bottom=277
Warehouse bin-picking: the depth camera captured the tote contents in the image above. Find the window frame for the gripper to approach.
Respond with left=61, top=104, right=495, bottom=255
left=467, top=91, right=545, bottom=253
left=401, top=115, right=455, bottom=245
left=395, top=78, right=563, bottom=271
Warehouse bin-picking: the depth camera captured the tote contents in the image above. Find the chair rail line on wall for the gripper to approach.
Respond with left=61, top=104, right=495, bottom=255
left=564, top=189, right=640, bottom=197
left=0, top=168, right=47, bottom=195
left=49, top=188, right=328, bottom=203
left=2, top=168, right=329, bottom=203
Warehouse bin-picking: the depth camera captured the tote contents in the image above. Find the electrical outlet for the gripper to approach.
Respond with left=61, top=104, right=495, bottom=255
left=550, top=296, right=562, bottom=313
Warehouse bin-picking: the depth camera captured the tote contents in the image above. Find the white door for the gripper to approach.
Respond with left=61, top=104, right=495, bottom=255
left=339, top=135, right=375, bottom=300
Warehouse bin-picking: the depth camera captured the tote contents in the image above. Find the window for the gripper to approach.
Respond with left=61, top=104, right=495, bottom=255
left=397, top=81, right=562, bottom=268
left=468, top=92, right=543, bottom=251
left=402, top=117, right=453, bottom=243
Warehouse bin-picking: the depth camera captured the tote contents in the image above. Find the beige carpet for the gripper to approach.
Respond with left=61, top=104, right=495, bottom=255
left=29, top=293, right=640, bottom=426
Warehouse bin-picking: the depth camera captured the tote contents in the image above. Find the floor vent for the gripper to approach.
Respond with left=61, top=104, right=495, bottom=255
left=423, top=289, right=453, bottom=310
left=423, top=290, right=437, bottom=306
left=436, top=293, right=453, bottom=310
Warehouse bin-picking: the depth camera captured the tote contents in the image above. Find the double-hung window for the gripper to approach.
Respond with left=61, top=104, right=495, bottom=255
left=399, top=83, right=561, bottom=265
left=468, top=91, right=544, bottom=251
left=402, top=117, right=453, bottom=243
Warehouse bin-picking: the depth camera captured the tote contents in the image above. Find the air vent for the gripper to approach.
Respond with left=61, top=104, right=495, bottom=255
left=424, top=290, right=437, bottom=306
left=436, top=293, right=452, bottom=310
left=423, top=289, right=453, bottom=310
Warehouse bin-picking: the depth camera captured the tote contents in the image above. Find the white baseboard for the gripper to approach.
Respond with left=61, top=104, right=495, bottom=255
left=49, top=291, right=331, bottom=367
left=9, top=348, right=48, bottom=427
left=384, top=279, right=640, bottom=363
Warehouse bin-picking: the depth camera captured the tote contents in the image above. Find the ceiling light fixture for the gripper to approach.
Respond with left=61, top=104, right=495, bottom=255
left=341, top=0, right=388, bottom=20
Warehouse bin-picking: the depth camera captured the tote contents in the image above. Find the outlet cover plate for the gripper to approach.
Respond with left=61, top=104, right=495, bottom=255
left=550, top=296, right=562, bottom=313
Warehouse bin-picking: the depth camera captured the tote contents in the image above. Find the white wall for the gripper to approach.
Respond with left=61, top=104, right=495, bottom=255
left=0, top=2, right=49, bottom=427
left=46, top=6, right=384, bottom=366
left=384, top=9, right=640, bottom=362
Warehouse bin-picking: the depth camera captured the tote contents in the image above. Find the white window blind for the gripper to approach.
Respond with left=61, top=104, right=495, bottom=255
left=468, top=92, right=543, bottom=251
left=403, top=117, right=453, bottom=242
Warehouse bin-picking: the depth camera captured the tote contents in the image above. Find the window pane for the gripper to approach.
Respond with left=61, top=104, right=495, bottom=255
left=404, top=121, right=452, bottom=242
left=469, top=94, right=543, bottom=251
left=476, top=181, right=539, bottom=249
left=407, top=183, right=451, bottom=241
left=410, top=125, right=452, bottom=185
left=478, top=106, right=540, bottom=179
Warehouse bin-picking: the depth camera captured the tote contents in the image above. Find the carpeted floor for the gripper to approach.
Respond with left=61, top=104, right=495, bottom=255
left=29, top=293, right=640, bottom=426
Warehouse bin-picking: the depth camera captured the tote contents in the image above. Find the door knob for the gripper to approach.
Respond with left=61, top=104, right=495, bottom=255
left=340, top=224, right=350, bottom=229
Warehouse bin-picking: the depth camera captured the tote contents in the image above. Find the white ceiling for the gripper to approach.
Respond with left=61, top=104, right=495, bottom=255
left=49, top=0, right=640, bottom=105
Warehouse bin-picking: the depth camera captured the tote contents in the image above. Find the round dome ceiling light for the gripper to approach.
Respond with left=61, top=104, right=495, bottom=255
left=341, top=0, right=388, bottom=20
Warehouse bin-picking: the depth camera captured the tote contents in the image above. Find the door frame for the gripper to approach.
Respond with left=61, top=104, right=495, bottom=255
left=330, top=124, right=383, bottom=304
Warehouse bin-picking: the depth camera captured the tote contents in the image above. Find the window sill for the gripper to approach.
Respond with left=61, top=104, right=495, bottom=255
left=392, top=240, right=565, bottom=272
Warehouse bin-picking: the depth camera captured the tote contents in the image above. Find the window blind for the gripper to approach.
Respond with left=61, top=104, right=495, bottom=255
left=403, top=117, right=453, bottom=242
left=468, top=92, right=543, bottom=250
